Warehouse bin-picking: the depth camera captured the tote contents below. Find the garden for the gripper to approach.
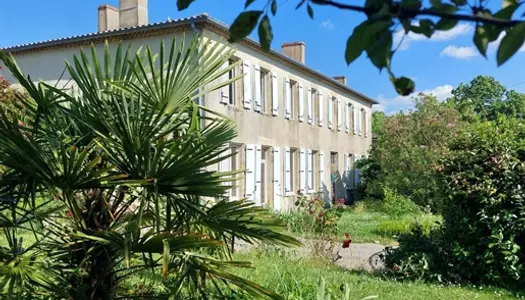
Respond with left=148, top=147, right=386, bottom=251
left=1, top=37, right=525, bottom=299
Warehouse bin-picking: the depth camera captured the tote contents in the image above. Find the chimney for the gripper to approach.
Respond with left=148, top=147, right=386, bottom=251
left=333, top=76, right=347, bottom=85
left=98, top=5, right=120, bottom=32
left=119, top=0, right=148, bottom=28
left=281, top=42, right=306, bottom=63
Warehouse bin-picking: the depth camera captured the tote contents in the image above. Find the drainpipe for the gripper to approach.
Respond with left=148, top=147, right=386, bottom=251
left=190, top=19, right=206, bottom=130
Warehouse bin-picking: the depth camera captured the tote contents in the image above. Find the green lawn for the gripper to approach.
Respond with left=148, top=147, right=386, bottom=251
left=231, top=250, right=522, bottom=300
left=335, top=209, right=441, bottom=245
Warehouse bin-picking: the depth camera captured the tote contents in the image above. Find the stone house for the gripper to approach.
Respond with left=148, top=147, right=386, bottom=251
left=0, top=0, right=377, bottom=210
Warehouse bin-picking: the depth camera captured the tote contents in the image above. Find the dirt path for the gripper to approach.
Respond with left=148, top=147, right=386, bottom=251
left=235, top=238, right=388, bottom=272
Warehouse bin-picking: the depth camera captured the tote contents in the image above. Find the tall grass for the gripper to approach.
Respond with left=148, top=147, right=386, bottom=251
left=226, top=249, right=520, bottom=300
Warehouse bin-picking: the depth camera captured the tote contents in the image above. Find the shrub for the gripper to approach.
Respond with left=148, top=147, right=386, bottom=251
left=380, top=186, right=419, bottom=217
left=440, top=119, right=525, bottom=286
left=385, top=119, right=525, bottom=288
left=375, top=215, right=440, bottom=238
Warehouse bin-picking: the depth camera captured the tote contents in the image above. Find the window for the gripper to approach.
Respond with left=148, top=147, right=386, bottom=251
left=291, top=80, right=298, bottom=119
left=290, top=148, right=298, bottom=193
left=230, top=144, right=243, bottom=198
left=260, top=68, right=270, bottom=113
left=311, top=88, right=318, bottom=125
left=330, top=152, right=338, bottom=165
left=361, top=108, right=367, bottom=136
left=312, top=150, right=319, bottom=191
left=228, top=59, right=236, bottom=106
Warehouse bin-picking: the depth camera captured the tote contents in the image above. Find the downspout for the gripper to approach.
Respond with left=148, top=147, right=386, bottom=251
left=191, top=19, right=205, bottom=129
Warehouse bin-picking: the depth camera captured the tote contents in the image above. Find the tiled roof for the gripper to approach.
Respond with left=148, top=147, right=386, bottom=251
left=0, top=13, right=378, bottom=105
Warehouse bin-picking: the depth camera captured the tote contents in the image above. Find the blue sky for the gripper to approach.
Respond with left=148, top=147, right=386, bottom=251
left=1, top=0, right=525, bottom=113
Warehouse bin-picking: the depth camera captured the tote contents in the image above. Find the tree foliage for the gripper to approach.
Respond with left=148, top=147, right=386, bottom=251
left=358, top=94, right=463, bottom=211
left=446, top=75, right=525, bottom=121
left=0, top=36, right=299, bottom=299
left=385, top=118, right=525, bottom=287
left=178, top=0, right=525, bottom=95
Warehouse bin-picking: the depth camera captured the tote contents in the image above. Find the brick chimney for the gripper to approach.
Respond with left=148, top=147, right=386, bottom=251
left=98, top=5, right=120, bottom=32
left=119, top=0, right=148, bottom=28
left=333, top=76, right=347, bottom=85
left=281, top=42, right=306, bottom=63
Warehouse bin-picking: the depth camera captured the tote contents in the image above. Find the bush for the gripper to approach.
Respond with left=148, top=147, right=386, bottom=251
left=380, top=186, right=419, bottom=217
left=385, top=119, right=525, bottom=288
left=440, top=119, right=525, bottom=286
left=375, top=215, right=440, bottom=238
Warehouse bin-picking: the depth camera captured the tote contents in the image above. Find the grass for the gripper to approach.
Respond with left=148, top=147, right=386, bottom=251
left=335, top=209, right=441, bottom=245
left=230, top=249, right=522, bottom=300
left=280, top=199, right=442, bottom=246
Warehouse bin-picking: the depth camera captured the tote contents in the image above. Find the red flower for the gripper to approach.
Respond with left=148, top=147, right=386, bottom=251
left=392, top=264, right=400, bottom=272
left=66, top=210, right=73, bottom=217
left=318, top=211, right=325, bottom=218
left=338, top=198, right=345, bottom=204
left=309, top=210, right=313, bottom=214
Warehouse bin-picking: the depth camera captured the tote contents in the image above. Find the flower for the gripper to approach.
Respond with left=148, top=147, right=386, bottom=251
left=338, top=198, right=345, bottom=204
left=318, top=211, right=324, bottom=218
left=309, top=210, right=313, bottom=214
left=392, top=264, right=400, bottom=272
left=66, top=210, right=73, bottom=217
left=342, top=232, right=352, bottom=248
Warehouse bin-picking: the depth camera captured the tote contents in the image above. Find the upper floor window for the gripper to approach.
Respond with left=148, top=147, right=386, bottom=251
left=228, top=59, right=237, bottom=106
left=260, top=68, right=270, bottom=113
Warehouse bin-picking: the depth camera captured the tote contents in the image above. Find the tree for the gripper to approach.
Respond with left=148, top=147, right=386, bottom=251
left=447, top=75, right=525, bottom=121
left=359, top=94, right=463, bottom=211
left=177, top=0, right=525, bottom=95
left=0, top=37, right=299, bottom=299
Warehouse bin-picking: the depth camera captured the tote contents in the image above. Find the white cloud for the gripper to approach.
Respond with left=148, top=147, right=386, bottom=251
left=375, top=85, right=453, bottom=114
left=319, top=19, right=334, bottom=30
left=440, top=45, right=479, bottom=59
left=393, top=24, right=471, bottom=50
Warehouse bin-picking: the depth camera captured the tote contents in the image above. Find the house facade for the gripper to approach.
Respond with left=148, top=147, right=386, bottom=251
left=0, top=0, right=377, bottom=211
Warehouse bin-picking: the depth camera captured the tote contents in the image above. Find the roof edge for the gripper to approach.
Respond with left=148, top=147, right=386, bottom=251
left=0, top=13, right=378, bottom=105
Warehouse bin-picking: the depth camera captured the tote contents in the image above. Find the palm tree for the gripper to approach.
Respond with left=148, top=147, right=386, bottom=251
left=0, top=36, right=299, bottom=299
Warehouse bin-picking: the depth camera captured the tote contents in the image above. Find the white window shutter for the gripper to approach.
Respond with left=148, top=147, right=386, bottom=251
left=364, top=109, right=369, bottom=137
left=328, top=96, right=333, bottom=129
left=300, top=148, right=306, bottom=194
left=219, top=61, right=229, bottom=104
left=345, top=102, right=350, bottom=133
left=356, top=109, right=363, bottom=135
left=245, top=145, right=256, bottom=200
left=307, top=149, right=313, bottom=192
left=255, top=146, right=262, bottom=206
left=243, top=61, right=251, bottom=109
left=219, top=154, right=231, bottom=189
left=352, top=105, right=357, bottom=135
left=307, top=87, right=313, bottom=124
left=298, top=83, right=304, bottom=122
left=254, top=64, right=261, bottom=112
left=284, top=147, right=291, bottom=194
left=273, top=147, right=281, bottom=211
left=285, top=78, right=291, bottom=119
left=319, top=151, right=325, bottom=191
left=337, top=98, right=342, bottom=131
left=272, top=72, right=278, bottom=116
left=353, top=154, right=361, bottom=186
left=319, top=92, right=324, bottom=127
left=344, top=153, right=351, bottom=188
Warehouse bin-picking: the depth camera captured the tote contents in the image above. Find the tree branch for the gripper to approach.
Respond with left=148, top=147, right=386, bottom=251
left=311, top=0, right=523, bottom=28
